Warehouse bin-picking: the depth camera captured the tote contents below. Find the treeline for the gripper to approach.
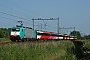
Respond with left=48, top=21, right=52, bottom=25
left=81, top=35, right=90, bottom=40
left=70, top=31, right=90, bottom=40
left=0, top=28, right=11, bottom=38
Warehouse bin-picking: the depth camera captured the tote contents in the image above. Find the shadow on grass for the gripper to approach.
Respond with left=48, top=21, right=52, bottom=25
left=71, top=40, right=90, bottom=60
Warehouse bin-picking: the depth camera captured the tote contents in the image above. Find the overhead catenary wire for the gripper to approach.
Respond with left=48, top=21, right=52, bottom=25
left=0, top=12, right=31, bottom=21
left=2, top=0, right=48, bottom=17
left=0, top=0, right=54, bottom=28
left=1, top=0, right=56, bottom=24
left=0, top=16, right=33, bottom=26
left=0, top=0, right=58, bottom=32
left=0, top=2, right=32, bottom=19
left=0, top=11, right=56, bottom=29
left=0, top=12, right=57, bottom=32
left=0, top=13, right=56, bottom=30
left=0, top=3, right=39, bottom=25
left=0, top=16, right=17, bottom=21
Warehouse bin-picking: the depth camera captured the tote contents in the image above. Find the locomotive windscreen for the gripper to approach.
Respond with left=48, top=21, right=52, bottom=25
left=12, top=29, right=20, bottom=31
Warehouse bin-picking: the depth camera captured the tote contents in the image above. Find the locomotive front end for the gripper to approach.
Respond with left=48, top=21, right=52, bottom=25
left=10, top=28, right=20, bottom=41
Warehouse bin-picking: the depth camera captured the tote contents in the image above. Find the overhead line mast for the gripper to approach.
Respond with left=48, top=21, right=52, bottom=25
left=32, top=17, right=59, bottom=35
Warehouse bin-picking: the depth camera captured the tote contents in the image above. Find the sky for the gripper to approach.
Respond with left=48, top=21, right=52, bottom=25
left=0, top=0, right=90, bottom=35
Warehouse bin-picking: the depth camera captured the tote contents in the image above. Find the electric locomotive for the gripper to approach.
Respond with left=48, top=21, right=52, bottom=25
left=10, top=25, right=37, bottom=41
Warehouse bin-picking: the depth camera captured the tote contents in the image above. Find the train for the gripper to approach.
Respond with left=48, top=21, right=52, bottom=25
left=10, top=25, right=77, bottom=42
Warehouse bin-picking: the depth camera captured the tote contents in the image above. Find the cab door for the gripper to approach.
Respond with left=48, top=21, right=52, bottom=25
left=20, top=28, right=25, bottom=39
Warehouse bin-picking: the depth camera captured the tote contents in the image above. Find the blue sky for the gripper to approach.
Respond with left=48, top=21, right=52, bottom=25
left=0, top=0, right=90, bottom=35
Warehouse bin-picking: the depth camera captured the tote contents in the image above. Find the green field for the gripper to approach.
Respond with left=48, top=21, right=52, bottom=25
left=0, top=39, right=90, bottom=60
left=0, top=40, right=77, bottom=60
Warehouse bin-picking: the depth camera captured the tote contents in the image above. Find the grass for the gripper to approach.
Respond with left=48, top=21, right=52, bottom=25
left=0, top=38, right=11, bottom=42
left=82, top=40, right=90, bottom=49
left=0, top=40, right=76, bottom=60
left=77, top=40, right=90, bottom=49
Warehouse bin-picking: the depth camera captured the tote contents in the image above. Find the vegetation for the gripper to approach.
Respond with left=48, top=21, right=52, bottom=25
left=70, top=31, right=81, bottom=39
left=82, top=40, right=90, bottom=49
left=0, top=41, right=76, bottom=60
left=0, top=38, right=11, bottom=42
left=0, top=38, right=90, bottom=60
left=70, top=31, right=90, bottom=40
left=0, top=28, right=11, bottom=38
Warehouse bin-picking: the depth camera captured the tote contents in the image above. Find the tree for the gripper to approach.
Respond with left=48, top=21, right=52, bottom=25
left=70, top=31, right=81, bottom=40
left=0, top=28, right=11, bottom=38
left=0, top=30, right=4, bottom=38
left=84, top=35, right=90, bottom=40
left=87, top=35, right=90, bottom=40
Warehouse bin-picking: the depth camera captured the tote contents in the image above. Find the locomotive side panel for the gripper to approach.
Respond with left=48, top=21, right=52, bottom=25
left=24, top=29, right=34, bottom=38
